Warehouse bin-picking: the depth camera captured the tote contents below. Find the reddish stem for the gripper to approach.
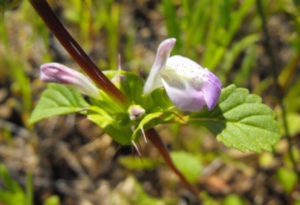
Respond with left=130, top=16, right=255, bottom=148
left=29, top=0, right=199, bottom=198
left=29, top=0, right=128, bottom=104
left=146, top=128, right=200, bottom=199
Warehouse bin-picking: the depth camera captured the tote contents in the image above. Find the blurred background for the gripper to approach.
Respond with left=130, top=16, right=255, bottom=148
left=0, top=0, right=300, bottom=204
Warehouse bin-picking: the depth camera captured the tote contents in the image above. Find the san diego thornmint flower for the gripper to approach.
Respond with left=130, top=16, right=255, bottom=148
left=144, top=38, right=222, bottom=112
left=40, top=63, right=100, bottom=99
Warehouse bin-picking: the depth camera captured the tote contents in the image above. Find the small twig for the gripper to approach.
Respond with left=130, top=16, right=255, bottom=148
left=146, top=128, right=200, bottom=199
left=256, top=0, right=299, bottom=177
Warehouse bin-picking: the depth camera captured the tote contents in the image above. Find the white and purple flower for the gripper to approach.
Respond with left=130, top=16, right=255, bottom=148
left=40, top=38, right=221, bottom=112
left=144, top=38, right=222, bottom=112
left=40, top=63, right=100, bottom=99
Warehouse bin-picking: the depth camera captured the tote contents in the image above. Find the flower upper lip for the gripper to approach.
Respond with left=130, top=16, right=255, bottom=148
left=143, top=38, right=176, bottom=95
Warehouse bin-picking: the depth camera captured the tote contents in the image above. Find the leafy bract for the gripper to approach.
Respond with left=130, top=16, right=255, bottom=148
left=190, top=84, right=280, bottom=153
left=88, top=106, right=132, bottom=145
left=103, top=70, right=144, bottom=104
left=104, top=70, right=172, bottom=111
left=87, top=71, right=177, bottom=144
left=29, top=84, right=88, bottom=124
left=131, top=111, right=186, bottom=141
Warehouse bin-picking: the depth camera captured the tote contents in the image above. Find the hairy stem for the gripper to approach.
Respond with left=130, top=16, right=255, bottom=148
left=146, top=128, right=200, bottom=199
left=256, top=0, right=299, bottom=177
left=29, top=0, right=128, bottom=104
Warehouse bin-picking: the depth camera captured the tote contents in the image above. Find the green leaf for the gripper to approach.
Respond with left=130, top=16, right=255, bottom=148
left=131, top=112, right=166, bottom=140
left=0, top=164, right=23, bottom=193
left=118, top=156, right=161, bottom=170
left=277, top=167, right=298, bottom=193
left=223, top=194, right=245, bottom=205
left=103, top=70, right=173, bottom=112
left=0, top=164, right=26, bottom=205
left=131, top=111, right=184, bottom=141
left=123, top=176, right=176, bottom=205
left=160, top=0, right=182, bottom=52
left=88, top=106, right=132, bottom=145
left=143, top=89, right=173, bottom=112
left=88, top=71, right=176, bottom=145
left=285, top=91, right=300, bottom=113
left=233, top=45, right=256, bottom=86
left=25, top=172, right=33, bottom=205
left=103, top=70, right=145, bottom=107
left=200, top=192, right=220, bottom=205
left=29, top=84, right=88, bottom=124
left=279, top=113, right=300, bottom=136
left=44, top=196, right=60, bottom=205
left=293, top=0, right=300, bottom=12
left=170, top=151, right=202, bottom=183
left=116, top=71, right=144, bottom=104
left=190, top=84, right=280, bottom=153
left=0, top=0, right=22, bottom=10
left=221, top=34, right=258, bottom=83
left=0, top=190, right=13, bottom=205
left=100, top=70, right=178, bottom=143
left=259, top=153, right=275, bottom=169
left=0, top=190, right=25, bottom=205
left=295, top=200, right=300, bottom=205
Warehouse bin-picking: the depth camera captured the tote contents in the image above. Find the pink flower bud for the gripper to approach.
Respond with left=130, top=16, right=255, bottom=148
left=40, top=63, right=100, bottom=98
left=128, top=105, right=145, bottom=120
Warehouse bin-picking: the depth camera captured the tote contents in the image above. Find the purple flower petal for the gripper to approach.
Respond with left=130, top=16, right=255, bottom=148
left=143, top=38, right=176, bottom=94
left=162, top=56, right=222, bottom=112
left=40, top=63, right=100, bottom=98
left=162, top=79, right=207, bottom=111
left=201, top=68, right=222, bottom=110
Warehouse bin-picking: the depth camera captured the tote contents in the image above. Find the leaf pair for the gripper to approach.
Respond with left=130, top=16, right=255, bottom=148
left=30, top=72, right=280, bottom=153
left=30, top=71, right=177, bottom=145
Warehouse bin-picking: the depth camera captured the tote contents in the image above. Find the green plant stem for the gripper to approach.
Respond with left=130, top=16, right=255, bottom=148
left=146, top=128, right=200, bottom=199
left=25, top=172, right=33, bottom=205
left=282, top=52, right=300, bottom=92
left=28, top=0, right=128, bottom=104
left=256, top=0, right=299, bottom=177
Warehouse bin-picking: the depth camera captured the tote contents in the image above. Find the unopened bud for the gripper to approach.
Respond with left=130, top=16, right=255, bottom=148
left=40, top=63, right=100, bottom=99
left=128, top=105, right=145, bottom=120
